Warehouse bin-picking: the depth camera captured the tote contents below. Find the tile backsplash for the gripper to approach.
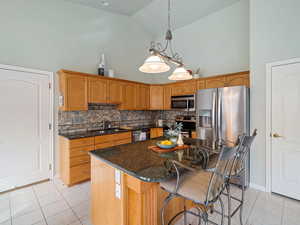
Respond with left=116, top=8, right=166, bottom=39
left=58, top=104, right=192, bottom=133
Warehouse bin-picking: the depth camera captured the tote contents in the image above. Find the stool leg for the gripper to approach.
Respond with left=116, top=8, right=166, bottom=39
left=239, top=185, right=245, bottom=225
left=161, top=194, right=175, bottom=225
left=219, top=197, right=225, bottom=225
left=183, top=205, right=187, bottom=225
left=226, top=184, right=232, bottom=225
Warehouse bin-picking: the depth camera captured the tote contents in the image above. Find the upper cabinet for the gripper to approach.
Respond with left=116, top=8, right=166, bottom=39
left=59, top=72, right=88, bottom=111
left=122, top=83, right=137, bottom=110
left=163, top=85, right=172, bottom=110
left=88, top=77, right=108, bottom=104
left=150, top=85, right=164, bottom=110
left=225, top=73, right=249, bottom=87
left=171, top=80, right=197, bottom=96
left=136, top=84, right=150, bottom=110
left=108, top=80, right=123, bottom=104
left=58, top=70, right=249, bottom=111
left=205, top=76, right=227, bottom=89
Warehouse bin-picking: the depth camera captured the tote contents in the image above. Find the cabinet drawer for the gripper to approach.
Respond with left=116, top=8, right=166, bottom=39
left=95, top=132, right=132, bottom=144
left=69, top=145, right=94, bottom=158
left=114, top=132, right=131, bottom=141
left=70, top=155, right=91, bottom=167
left=70, top=163, right=90, bottom=184
left=69, top=137, right=94, bottom=148
left=95, top=142, right=114, bottom=150
left=115, top=138, right=132, bottom=146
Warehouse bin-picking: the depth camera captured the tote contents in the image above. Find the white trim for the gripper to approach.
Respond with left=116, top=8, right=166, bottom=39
left=265, top=58, right=300, bottom=193
left=250, top=183, right=266, bottom=192
left=0, top=63, right=55, bottom=180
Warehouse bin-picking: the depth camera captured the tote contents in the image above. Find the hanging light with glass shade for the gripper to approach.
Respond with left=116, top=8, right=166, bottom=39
left=139, top=0, right=192, bottom=81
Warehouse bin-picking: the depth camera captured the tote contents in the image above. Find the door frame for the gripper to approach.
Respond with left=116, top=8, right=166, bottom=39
left=0, top=64, right=55, bottom=180
left=265, top=58, right=300, bottom=193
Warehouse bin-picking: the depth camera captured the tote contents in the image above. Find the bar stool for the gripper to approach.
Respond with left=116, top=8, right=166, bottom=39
left=209, top=130, right=257, bottom=225
left=160, top=145, right=240, bottom=225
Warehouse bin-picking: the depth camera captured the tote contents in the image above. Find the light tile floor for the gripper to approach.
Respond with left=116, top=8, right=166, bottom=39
left=0, top=178, right=299, bottom=225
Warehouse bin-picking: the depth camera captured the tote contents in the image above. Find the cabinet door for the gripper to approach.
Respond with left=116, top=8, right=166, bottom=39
left=171, top=81, right=196, bottom=96
left=205, top=77, right=226, bottom=89
left=225, top=74, right=249, bottom=87
left=88, top=77, right=108, bottom=104
left=123, top=83, right=136, bottom=110
left=163, top=86, right=172, bottom=110
left=150, top=86, right=164, bottom=110
left=136, top=84, right=149, bottom=110
left=197, top=80, right=205, bottom=90
left=62, top=74, right=88, bottom=111
left=108, top=80, right=123, bottom=104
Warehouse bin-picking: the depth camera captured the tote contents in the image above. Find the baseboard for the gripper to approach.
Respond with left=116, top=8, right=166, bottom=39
left=250, top=183, right=267, bottom=192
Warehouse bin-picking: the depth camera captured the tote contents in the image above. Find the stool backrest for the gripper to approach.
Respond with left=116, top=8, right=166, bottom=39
left=205, top=145, right=239, bottom=203
left=232, top=129, right=258, bottom=176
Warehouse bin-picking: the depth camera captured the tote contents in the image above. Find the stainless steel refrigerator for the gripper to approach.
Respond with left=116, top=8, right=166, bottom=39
left=196, top=86, right=250, bottom=187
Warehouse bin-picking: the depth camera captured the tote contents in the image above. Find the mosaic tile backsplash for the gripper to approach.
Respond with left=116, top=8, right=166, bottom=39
left=58, top=104, right=192, bottom=134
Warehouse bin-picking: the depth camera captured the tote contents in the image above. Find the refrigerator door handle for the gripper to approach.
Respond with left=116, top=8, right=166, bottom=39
left=217, top=91, right=222, bottom=146
left=212, top=91, right=216, bottom=149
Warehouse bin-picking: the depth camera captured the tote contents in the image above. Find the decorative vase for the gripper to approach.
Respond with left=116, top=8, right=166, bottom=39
left=177, top=133, right=184, bottom=146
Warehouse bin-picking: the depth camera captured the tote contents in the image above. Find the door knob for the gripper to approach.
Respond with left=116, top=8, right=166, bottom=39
left=273, top=133, right=283, bottom=138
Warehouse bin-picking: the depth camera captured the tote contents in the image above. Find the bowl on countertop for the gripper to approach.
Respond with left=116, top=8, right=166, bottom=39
left=156, top=142, right=177, bottom=149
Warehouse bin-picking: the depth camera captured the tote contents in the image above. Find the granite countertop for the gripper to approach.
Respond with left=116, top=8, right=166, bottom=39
left=89, top=138, right=217, bottom=183
left=59, top=125, right=168, bottom=140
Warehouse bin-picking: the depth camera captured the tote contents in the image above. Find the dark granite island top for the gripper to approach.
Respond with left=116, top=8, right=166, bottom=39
left=89, top=138, right=214, bottom=183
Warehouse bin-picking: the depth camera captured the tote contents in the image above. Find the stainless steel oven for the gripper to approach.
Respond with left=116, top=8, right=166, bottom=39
left=171, top=95, right=195, bottom=111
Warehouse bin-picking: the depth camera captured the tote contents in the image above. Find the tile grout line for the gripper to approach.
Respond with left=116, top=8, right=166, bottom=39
left=281, top=199, right=285, bottom=225
left=54, top=182, right=84, bottom=225
left=32, top=186, right=49, bottom=225
left=9, top=193, right=12, bottom=225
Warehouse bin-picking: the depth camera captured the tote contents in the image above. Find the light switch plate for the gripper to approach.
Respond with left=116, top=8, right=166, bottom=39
left=115, top=169, right=121, bottom=184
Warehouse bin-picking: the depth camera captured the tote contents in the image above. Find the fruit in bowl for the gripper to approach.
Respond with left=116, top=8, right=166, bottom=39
left=156, top=140, right=177, bottom=149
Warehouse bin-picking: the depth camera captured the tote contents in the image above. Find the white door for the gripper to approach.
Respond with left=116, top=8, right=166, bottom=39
left=0, top=66, right=52, bottom=192
left=271, top=61, right=300, bottom=200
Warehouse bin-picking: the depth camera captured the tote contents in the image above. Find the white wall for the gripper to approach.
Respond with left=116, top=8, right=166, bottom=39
left=250, top=0, right=300, bottom=188
left=0, top=0, right=152, bottom=83
left=150, top=0, right=249, bottom=83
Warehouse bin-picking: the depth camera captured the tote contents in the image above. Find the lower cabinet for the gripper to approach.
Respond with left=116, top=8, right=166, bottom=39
left=150, top=128, right=164, bottom=139
left=59, top=132, right=132, bottom=186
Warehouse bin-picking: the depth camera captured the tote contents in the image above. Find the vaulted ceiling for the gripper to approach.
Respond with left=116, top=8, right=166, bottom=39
left=64, top=0, right=242, bottom=37
left=64, top=0, right=153, bottom=16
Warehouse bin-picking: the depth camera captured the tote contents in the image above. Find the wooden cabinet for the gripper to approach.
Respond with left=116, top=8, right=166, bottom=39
left=122, top=83, right=137, bottom=110
left=150, top=86, right=164, bottom=110
left=150, top=128, right=164, bottom=139
left=225, top=73, right=249, bottom=87
left=59, top=132, right=132, bottom=186
left=205, top=76, right=227, bottom=89
left=171, top=80, right=196, bottom=96
left=136, top=84, right=150, bottom=110
left=163, top=85, right=172, bottom=110
left=59, top=136, right=94, bottom=186
left=108, top=80, right=123, bottom=104
left=59, top=72, right=88, bottom=111
left=88, top=77, right=108, bottom=104
left=58, top=70, right=250, bottom=112
left=197, top=80, right=205, bottom=90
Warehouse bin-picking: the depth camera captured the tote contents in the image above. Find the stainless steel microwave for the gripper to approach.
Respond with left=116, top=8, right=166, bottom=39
left=171, top=95, right=195, bottom=111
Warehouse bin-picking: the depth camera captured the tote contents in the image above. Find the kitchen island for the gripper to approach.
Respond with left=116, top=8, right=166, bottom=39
left=89, top=138, right=215, bottom=225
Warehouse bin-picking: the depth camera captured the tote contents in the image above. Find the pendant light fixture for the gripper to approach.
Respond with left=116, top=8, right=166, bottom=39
left=139, top=0, right=192, bottom=81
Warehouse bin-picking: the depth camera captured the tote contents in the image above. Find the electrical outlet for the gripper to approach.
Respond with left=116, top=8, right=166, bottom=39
left=115, top=183, right=121, bottom=199
left=115, top=169, right=121, bottom=184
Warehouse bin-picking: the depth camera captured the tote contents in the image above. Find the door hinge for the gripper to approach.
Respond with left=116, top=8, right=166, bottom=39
left=49, top=83, right=51, bottom=89
left=49, top=164, right=52, bottom=171
left=49, top=123, right=52, bottom=130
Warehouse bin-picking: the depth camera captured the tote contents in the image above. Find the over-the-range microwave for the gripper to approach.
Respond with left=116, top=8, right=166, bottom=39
left=171, top=94, right=195, bottom=111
